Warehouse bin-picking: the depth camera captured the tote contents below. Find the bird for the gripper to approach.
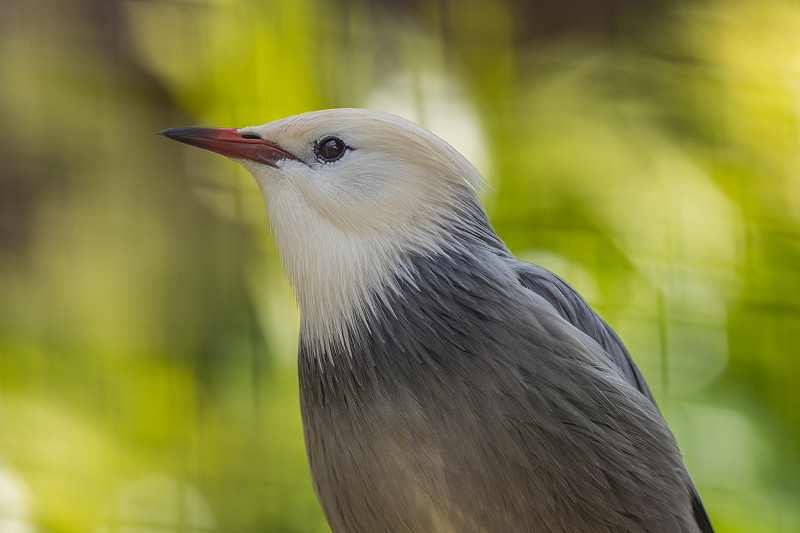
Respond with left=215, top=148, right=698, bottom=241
left=160, top=108, right=714, bottom=533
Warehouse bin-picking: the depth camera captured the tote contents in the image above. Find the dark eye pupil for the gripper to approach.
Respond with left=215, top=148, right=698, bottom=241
left=315, top=136, right=347, bottom=162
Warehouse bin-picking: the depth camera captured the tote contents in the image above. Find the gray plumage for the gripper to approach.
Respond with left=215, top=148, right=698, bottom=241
left=300, top=194, right=710, bottom=533
left=160, top=109, right=714, bottom=533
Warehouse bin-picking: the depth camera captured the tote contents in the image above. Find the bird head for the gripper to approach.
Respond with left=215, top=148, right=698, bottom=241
left=160, top=109, right=492, bottom=344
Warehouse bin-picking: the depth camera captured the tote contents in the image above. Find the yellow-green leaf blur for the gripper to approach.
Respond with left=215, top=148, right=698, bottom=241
left=1, top=0, right=798, bottom=531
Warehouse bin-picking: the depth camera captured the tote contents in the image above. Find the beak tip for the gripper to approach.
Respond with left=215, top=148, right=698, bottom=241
left=157, top=126, right=294, bottom=168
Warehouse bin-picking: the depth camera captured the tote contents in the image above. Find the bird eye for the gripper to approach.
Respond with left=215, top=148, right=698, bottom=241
left=314, top=136, right=348, bottom=163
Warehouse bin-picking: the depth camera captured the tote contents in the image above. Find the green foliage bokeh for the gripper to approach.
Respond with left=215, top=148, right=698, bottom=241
left=1, top=0, right=799, bottom=531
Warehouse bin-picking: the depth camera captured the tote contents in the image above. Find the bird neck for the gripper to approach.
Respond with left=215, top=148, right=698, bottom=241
left=296, top=206, right=519, bottom=408
left=264, top=187, right=507, bottom=358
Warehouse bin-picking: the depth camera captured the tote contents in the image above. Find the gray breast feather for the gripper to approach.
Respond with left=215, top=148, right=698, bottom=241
left=299, top=241, right=712, bottom=532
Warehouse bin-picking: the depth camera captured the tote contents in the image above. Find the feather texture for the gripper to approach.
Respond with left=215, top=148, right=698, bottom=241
left=300, top=197, right=704, bottom=531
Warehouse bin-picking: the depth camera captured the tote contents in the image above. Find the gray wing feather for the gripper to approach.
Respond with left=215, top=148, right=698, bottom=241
left=513, top=262, right=655, bottom=402
left=513, top=261, right=714, bottom=533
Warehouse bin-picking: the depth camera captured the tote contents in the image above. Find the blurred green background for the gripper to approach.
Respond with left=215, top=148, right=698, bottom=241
left=1, top=0, right=799, bottom=531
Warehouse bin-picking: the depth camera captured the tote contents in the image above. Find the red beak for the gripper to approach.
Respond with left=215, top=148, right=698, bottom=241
left=158, top=127, right=297, bottom=168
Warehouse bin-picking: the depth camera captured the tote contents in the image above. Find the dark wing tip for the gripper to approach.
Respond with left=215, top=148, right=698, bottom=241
left=692, top=488, right=715, bottom=533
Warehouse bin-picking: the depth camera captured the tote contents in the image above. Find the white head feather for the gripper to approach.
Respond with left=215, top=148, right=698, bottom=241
left=235, top=109, right=486, bottom=349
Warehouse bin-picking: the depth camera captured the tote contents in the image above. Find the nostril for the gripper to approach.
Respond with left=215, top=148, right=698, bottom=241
left=240, top=132, right=261, bottom=139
